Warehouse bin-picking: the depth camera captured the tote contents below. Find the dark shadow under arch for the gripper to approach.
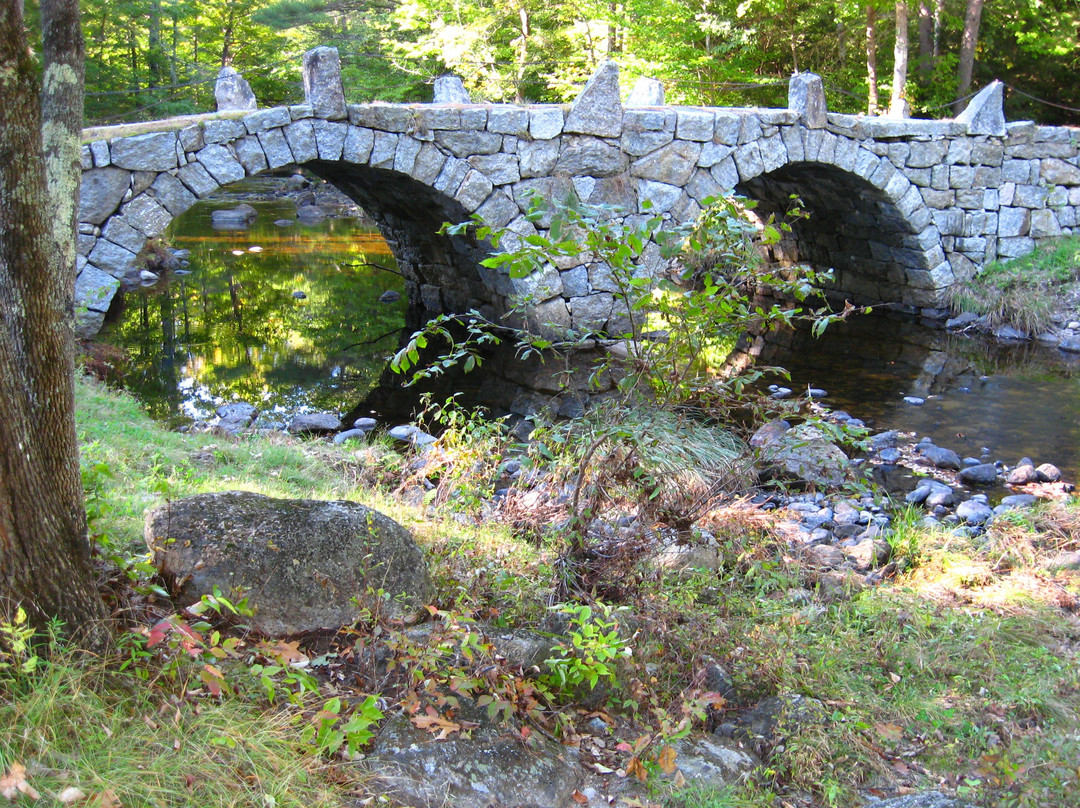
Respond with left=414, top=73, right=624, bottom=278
left=738, top=162, right=932, bottom=305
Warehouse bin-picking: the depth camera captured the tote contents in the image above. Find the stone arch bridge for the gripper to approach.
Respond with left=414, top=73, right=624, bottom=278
left=75, top=56, right=1080, bottom=339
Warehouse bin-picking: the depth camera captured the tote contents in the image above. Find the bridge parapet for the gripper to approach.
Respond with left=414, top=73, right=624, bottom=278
left=75, top=57, right=1080, bottom=340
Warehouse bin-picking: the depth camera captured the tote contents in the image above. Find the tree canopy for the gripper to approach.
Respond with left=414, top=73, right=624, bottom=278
left=60, top=0, right=1078, bottom=125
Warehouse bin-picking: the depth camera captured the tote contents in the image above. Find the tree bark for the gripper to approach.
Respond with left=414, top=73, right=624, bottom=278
left=866, top=5, right=879, bottom=114
left=916, top=0, right=933, bottom=83
left=954, top=0, right=985, bottom=114
left=889, top=0, right=908, bottom=116
left=0, top=0, right=112, bottom=650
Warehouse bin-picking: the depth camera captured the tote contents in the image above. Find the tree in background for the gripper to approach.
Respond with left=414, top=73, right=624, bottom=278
left=0, top=0, right=112, bottom=649
left=953, top=0, right=984, bottom=113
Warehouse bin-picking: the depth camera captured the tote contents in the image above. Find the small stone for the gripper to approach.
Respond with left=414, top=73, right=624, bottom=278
left=353, top=417, right=378, bottom=431
left=801, top=543, right=847, bottom=570
left=956, top=499, right=994, bottom=525
left=771, top=387, right=793, bottom=399
left=217, top=402, right=257, bottom=420
left=1036, top=463, right=1062, bottom=482
left=993, top=324, right=1027, bottom=341
left=945, top=311, right=980, bottom=330
left=903, top=396, right=925, bottom=405
left=274, top=219, right=294, bottom=227
left=807, top=388, right=827, bottom=398
left=878, top=448, right=901, bottom=463
left=333, top=429, right=368, bottom=444
left=996, top=494, right=1039, bottom=511
left=292, top=290, right=307, bottom=299
left=139, top=270, right=158, bottom=281
left=288, top=412, right=343, bottom=434
left=1005, top=464, right=1039, bottom=485
left=959, top=463, right=999, bottom=486
left=379, top=290, right=401, bottom=303
left=918, top=444, right=962, bottom=471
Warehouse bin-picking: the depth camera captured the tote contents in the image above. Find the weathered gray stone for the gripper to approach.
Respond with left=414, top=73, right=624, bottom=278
left=146, top=492, right=430, bottom=635
left=754, top=423, right=848, bottom=486
left=555, top=136, right=626, bottom=177
left=870, top=793, right=981, bottom=808
left=488, top=105, right=529, bottom=135
left=519, top=139, right=560, bottom=178
left=75, top=264, right=121, bottom=313
left=283, top=120, right=318, bottom=163
left=956, top=80, right=1006, bottom=136
left=1041, top=157, right=1080, bottom=185
left=177, top=161, right=219, bottom=197
left=469, top=153, right=520, bottom=185
left=195, top=144, right=246, bottom=185
left=564, top=60, right=622, bottom=138
left=88, top=238, right=138, bottom=279
left=638, top=180, right=683, bottom=213
left=675, top=109, right=714, bottom=141
left=788, top=72, right=826, bottom=128
left=244, top=107, right=291, bottom=134
left=349, top=103, right=414, bottom=132
left=146, top=173, right=196, bottom=217
left=79, top=167, right=131, bottom=225
left=436, top=129, right=502, bottom=157
left=433, top=75, right=471, bottom=103
left=626, top=77, right=665, bottom=106
left=89, top=140, right=111, bottom=167
left=215, top=66, right=257, bottom=112
left=110, top=131, right=179, bottom=172
left=394, top=136, right=423, bottom=174
left=370, top=131, right=398, bottom=168
left=630, top=140, right=700, bottom=184
left=302, top=46, right=347, bottom=119
left=232, top=135, right=269, bottom=175
left=311, top=120, right=348, bottom=160
left=529, top=105, right=564, bottom=140
left=457, top=169, right=495, bottom=209
left=342, top=126, right=375, bottom=163
left=121, top=193, right=172, bottom=237
left=203, top=118, right=246, bottom=145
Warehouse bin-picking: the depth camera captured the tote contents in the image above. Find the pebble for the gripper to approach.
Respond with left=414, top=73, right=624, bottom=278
left=353, top=417, right=378, bottom=431
left=807, top=388, right=827, bottom=398
left=1005, top=464, right=1039, bottom=485
left=770, top=387, right=793, bottom=399
left=956, top=499, right=994, bottom=525
left=879, top=448, right=901, bottom=463
left=333, top=429, right=368, bottom=444
left=918, top=444, right=962, bottom=471
left=903, top=396, right=925, bottom=405
left=1036, top=463, right=1062, bottom=482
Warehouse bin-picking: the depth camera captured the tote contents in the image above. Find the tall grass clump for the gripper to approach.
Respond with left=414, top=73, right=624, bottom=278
left=949, top=235, right=1080, bottom=334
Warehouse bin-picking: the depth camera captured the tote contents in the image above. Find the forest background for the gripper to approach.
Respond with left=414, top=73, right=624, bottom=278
left=31, top=0, right=1080, bottom=129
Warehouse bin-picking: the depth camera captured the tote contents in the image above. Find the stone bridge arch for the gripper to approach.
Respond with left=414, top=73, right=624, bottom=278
left=77, top=57, right=1080, bottom=339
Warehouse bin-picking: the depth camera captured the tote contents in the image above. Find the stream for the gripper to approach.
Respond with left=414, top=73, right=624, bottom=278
left=98, top=181, right=1080, bottom=482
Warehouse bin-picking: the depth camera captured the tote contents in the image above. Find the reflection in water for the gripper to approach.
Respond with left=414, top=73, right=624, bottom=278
left=102, top=196, right=408, bottom=426
left=758, top=312, right=1080, bottom=481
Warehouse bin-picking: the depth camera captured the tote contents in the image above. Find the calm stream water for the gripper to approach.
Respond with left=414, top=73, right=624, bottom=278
left=102, top=183, right=407, bottom=426
left=101, top=182, right=1080, bottom=481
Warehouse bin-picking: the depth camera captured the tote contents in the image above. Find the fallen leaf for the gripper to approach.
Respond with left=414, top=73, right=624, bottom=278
left=656, top=745, right=678, bottom=775
left=571, top=790, right=588, bottom=804
left=875, top=722, right=904, bottom=743
left=626, top=756, right=649, bottom=783
left=409, top=707, right=463, bottom=740
left=0, top=762, right=40, bottom=801
left=57, top=787, right=86, bottom=804
left=93, top=789, right=122, bottom=807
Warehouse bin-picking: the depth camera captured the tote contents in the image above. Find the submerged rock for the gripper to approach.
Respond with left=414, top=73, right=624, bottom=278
left=144, top=491, right=431, bottom=635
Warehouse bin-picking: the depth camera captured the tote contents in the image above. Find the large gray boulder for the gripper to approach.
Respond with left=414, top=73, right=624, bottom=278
left=564, top=61, right=623, bottom=138
left=752, top=421, right=849, bottom=487
left=214, top=66, right=257, bottom=112
left=145, top=492, right=431, bottom=635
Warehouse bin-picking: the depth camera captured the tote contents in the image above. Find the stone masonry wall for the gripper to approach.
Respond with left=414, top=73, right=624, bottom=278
left=76, top=63, right=1080, bottom=339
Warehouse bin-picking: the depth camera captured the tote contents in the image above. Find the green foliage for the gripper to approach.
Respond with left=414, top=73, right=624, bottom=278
left=0, top=609, right=41, bottom=681
left=949, top=235, right=1080, bottom=335
left=542, top=602, right=631, bottom=695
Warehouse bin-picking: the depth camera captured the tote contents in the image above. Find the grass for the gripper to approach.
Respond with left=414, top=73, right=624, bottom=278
left=949, top=235, right=1080, bottom=334
left=4, top=373, right=1077, bottom=808
left=0, top=651, right=342, bottom=807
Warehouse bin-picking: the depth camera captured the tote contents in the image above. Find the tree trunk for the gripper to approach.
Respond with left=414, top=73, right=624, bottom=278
left=916, top=0, right=933, bottom=83
left=514, top=5, right=529, bottom=104
left=0, top=0, right=112, bottom=650
left=954, top=0, right=985, bottom=114
left=866, top=5, right=879, bottom=114
left=889, top=0, right=908, bottom=116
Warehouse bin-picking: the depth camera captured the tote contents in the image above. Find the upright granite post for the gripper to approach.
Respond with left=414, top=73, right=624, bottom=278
left=564, top=60, right=623, bottom=137
left=302, top=46, right=347, bottom=119
left=433, top=75, right=471, bottom=103
left=788, top=72, right=827, bottom=129
left=956, top=80, right=1006, bottom=136
left=214, top=66, right=258, bottom=112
